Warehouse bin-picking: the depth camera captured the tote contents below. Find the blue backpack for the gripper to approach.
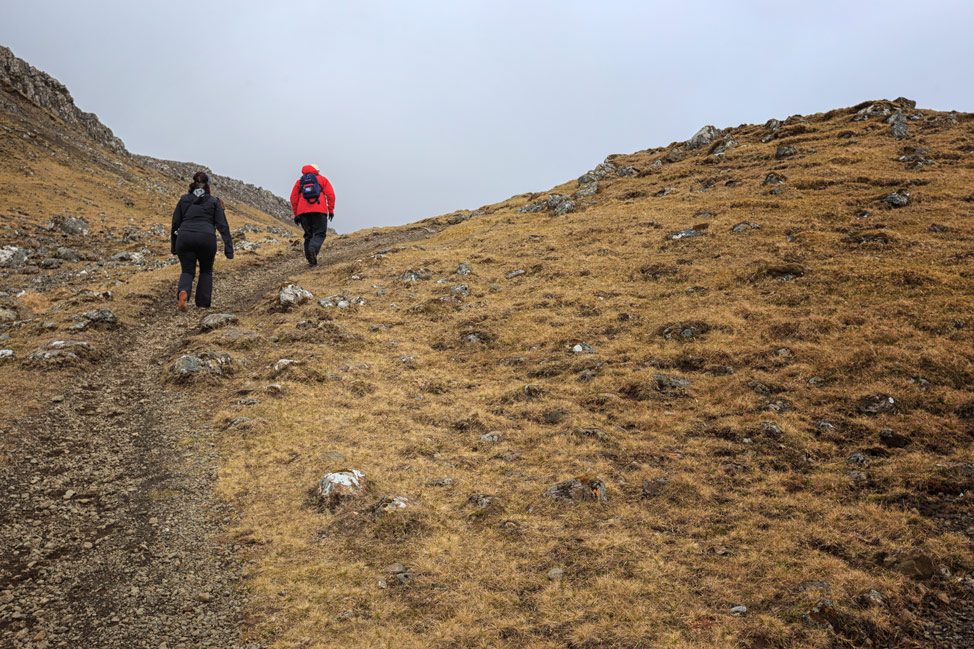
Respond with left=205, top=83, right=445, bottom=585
left=299, top=172, right=323, bottom=204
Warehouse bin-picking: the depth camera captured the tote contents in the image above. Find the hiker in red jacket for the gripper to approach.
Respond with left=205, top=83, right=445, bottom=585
left=289, top=164, right=335, bottom=266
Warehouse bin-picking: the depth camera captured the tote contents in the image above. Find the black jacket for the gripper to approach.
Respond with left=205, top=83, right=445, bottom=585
left=170, top=193, right=234, bottom=257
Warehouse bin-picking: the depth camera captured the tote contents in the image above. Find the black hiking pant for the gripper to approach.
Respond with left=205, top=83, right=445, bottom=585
left=299, top=212, right=328, bottom=257
left=175, top=231, right=217, bottom=307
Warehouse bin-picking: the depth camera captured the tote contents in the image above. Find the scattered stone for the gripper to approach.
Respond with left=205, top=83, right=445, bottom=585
left=170, top=350, right=237, bottom=378
left=112, top=251, right=145, bottom=264
left=278, top=283, right=313, bottom=308
left=762, top=263, right=805, bottom=280
left=775, top=145, right=798, bottom=159
left=654, top=373, right=691, bottom=395
left=658, top=320, right=710, bottom=340
left=549, top=195, right=576, bottom=216
left=315, top=469, right=367, bottom=509
left=273, top=358, right=301, bottom=374
left=451, top=284, right=469, bottom=297
left=731, top=222, right=760, bottom=232
left=446, top=212, right=471, bottom=225
left=456, top=261, right=471, bottom=275
left=0, top=245, right=28, bottom=268
left=373, top=495, right=415, bottom=514
left=81, top=308, right=118, bottom=328
left=0, top=307, right=17, bottom=322
left=730, top=605, right=747, bottom=616
left=574, top=181, right=598, bottom=198
left=27, top=340, right=96, bottom=366
left=427, top=477, right=455, bottom=487
left=400, top=268, right=433, bottom=282
left=764, top=172, right=785, bottom=185
left=467, top=493, right=497, bottom=509
left=666, top=223, right=708, bottom=240
left=759, top=422, right=783, bottom=437
left=856, top=394, right=896, bottom=415
left=544, top=409, right=569, bottom=424
left=928, top=223, right=949, bottom=233
left=803, top=598, right=839, bottom=629
left=854, top=103, right=892, bottom=120
left=616, top=165, right=638, bottom=177
left=56, top=247, right=82, bottom=262
left=543, top=475, right=607, bottom=503
left=687, top=125, right=721, bottom=150
left=883, top=189, right=910, bottom=208
left=847, top=452, right=869, bottom=466
left=888, top=109, right=910, bottom=139
left=547, top=568, right=565, bottom=582
left=48, top=215, right=91, bottom=236
left=506, top=269, right=526, bottom=279
left=201, top=313, right=237, bottom=330
left=663, top=148, right=685, bottom=163
left=0, top=349, right=15, bottom=361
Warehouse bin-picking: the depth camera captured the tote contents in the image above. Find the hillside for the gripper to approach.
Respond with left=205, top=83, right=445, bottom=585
left=203, top=99, right=972, bottom=649
left=1, top=43, right=973, bottom=649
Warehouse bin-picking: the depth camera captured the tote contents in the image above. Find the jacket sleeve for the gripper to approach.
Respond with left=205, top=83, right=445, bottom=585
left=213, top=198, right=234, bottom=257
left=171, top=197, right=185, bottom=253
left=320, top=175, right=335, bottom=214
left=290, top=181, right=300, bottom=216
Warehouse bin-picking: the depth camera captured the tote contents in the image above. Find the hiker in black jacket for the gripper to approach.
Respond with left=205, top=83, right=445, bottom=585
left=170, top=171, right=234, bottom=311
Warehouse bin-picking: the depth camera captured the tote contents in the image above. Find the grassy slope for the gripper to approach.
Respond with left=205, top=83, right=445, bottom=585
left=211, top=101, right=974, bottom=648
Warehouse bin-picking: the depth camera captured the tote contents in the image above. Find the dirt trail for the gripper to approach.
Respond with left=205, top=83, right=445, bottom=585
left=0, top=226, right=437, bottom=648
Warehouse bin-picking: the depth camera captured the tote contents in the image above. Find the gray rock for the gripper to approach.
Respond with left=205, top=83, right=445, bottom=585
left=400, top=268, right=433, bottom=283
left=0, top=245, right=27, bottom=268
left=856, top=394, right=896, bottom=415
left=765, top=119, right=782, bottom=131
left=883, top=189, right=910, bottom=207
left=27, top=340, right=96, bottom=365
left=456, top=261, right=471, bottom=275
left=81, top=308, right=117, bottom=328
left=571, top=342, right=594, bottom=354
left=171, top=350, right=237, bottom=378
left=731, top=222, right=761, bottom=232
left=616, top=165, right=638, bottom=177
left=48, top=215, right=91, bottom=236
left=517, top=200, right=548, bottom=214
left=446, top=213, right=471, bottom=225
left=278, top=283, right=313, bottom=308
left=803, top=598, right=838, bottom=629
left=0, top=308, right=17, bottom=322
left=731, top=605, right=747, bottom=616
left=879, top=428, right=910, bottom=448
left=468, top=493, right=497, bottom=508
left=666, top=224, right=708, bottom=240
left=201, top=313, right=237, bottom=330
left=112, top=251, right=145, bottom=264
left=480, top=432, right=502, bottom=443
left=0, top=349, right=15, bottom=361
left=654, top=187, right=675, bottom=197
left=663, top=148, right=685, bottom=163
left=888, top=109, right=909, bottom=139
left=56, top=247, right=82, bottom=262
left=764, top=172, right=785, bottom=185
left=574, top=181, right=598, bottom=198
left=687, top=125, right=721, bottom=150
left=451, top=284, right=469, bottom=297
left=654, top=373, right=691, bottom=393
left=543, top=476, right=607, bottom=503
left=775, top=145, right=798, bottom=159
left=506, top=269, right=526, bottom=279
left=547, top=568, right=565, bottom=581
left=316, top=469, right=367, bottom=509
left=548, top=195, right=575, bottom=215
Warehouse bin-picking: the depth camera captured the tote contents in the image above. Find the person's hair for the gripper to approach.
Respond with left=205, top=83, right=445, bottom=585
left=189, top=171, right=210, bottom=194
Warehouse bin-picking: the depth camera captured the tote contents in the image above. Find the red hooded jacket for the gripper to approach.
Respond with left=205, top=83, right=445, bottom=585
left=290, top=165, right=335, bottom=218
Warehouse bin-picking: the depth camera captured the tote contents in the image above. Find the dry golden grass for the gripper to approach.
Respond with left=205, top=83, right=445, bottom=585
left=205, top=103, right=974, bottom=647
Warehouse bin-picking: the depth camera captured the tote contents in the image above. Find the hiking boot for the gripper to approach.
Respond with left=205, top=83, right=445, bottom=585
left=306, top=248, right=318, bottom=266
left=177, top=290, right=189, bottom=312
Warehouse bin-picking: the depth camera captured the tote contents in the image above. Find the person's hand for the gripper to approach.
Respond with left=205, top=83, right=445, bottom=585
left=328, top=213, right=334, bottom=221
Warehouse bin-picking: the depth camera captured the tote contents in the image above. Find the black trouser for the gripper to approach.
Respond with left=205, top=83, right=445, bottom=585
left=175, top=231, right=217, bottom=307
left=299, top=212, right=328, bottom=256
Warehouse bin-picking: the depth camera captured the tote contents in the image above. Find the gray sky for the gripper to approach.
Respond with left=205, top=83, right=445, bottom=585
left=2, top=1, right=972, bottom=230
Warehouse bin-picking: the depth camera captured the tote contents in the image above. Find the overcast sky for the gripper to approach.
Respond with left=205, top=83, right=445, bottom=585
left=2, top=1, right=972, bottom=230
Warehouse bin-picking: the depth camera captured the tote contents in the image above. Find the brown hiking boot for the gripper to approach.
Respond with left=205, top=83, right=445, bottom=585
left=177, top=290, right=189, bottom=312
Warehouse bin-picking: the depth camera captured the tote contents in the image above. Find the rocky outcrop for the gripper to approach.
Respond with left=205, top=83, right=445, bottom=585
left=0, top=45, right=126, bottom=153
left=0, top=45, right=292, bottom=224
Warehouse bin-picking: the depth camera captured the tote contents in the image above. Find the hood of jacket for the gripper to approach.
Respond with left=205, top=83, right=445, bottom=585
left=302, top=165, right=319, bottom=175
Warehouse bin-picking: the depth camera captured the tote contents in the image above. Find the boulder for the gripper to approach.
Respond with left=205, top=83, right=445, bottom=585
left=399, top=269, right=433, bottom=283
left=663, top=148, right=685, bottom=163
left=775, top=145, right=798, bottom=159
left=574, top=181, right=598, bottom=198
left=731, top=222, right=761, bottom=232
left=0, top=246, right=27, bottom=268
left=764, top=172, right=785, bottom=185
left=200, top=313, right=238, bottom=331
left=278, top=283, right=313, bottom=308
left=56, top=247, right=82, bottom=262
left=171, top=350, right=237, bottom=378
left=0, top=349, right=15, bottom=361
left=543, top=476, right=607, bottom=503
left=666, top=224, right=708, bottom=240
left=48, top=216, right=91, bottom=236
left=80, top=308, right=118, bottom=328
left=616, top=165, right=638, bottom=177
left=687, top=125, right=721, bottom=150
left=112, top=251, right=145, bottom=264
left=26, top=340, right=96, bottom=366
left=456, top=262, right=471, bottom=276
left=883, top=189, right=910, bottom=207
left=315, top=469, right=367, bottom=509
left=888, top=109, right=910, bottom=139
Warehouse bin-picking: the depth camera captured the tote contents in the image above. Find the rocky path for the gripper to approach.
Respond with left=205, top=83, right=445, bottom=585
left=0, top=226, right=438, bottom=649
